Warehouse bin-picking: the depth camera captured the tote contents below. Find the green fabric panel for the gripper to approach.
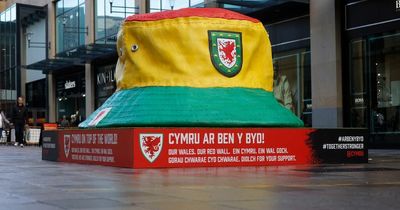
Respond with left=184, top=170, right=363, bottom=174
left=79, top=87, right=304, bottom=128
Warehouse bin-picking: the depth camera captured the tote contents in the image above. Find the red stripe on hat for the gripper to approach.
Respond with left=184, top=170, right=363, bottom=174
left=125, top=8, right=259, bottom=23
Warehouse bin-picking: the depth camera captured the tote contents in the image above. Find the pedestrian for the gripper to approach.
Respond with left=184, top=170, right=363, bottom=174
left=0, top=103, right=10, bottom=142
left=70, top=113, right=79, bottom=127
left=60, top=115, right=69, bottom=127
left=12, top=97, right=28, bottom=147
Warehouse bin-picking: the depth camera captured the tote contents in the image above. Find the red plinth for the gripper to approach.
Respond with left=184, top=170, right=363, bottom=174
left=42, top=128, right=368, bottom=168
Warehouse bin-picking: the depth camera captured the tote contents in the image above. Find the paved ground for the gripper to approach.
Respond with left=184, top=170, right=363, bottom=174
left=0, top=145, right=400, bottom=210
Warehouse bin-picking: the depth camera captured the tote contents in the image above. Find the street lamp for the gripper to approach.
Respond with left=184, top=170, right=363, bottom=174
left=169, top=0, right=176, bottom=10
left=62, top=16, right=68, bottom=25
left=109, top=0, right=138, bottom=14
left=109, top=0, right=114, bottom=11
left=25, top=32, right=50, bottom=49
left=26, top=32, right=33, bottom=43
left=62, top=15, right=88, bottom=36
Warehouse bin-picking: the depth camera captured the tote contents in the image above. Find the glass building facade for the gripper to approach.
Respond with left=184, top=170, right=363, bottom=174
left=56, top=0, right=86, bottom=53
left=349, top=32, right=400, bottom=134
left=0, top=4, right=17, bottom=114
left=344, top=0, right=400, bottom=145
left=95, top=0, right=140, bottom=44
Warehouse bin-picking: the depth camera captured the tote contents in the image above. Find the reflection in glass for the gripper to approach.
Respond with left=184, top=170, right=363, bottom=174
left=273, top=54, right=297, bottom=114
left=0, top=5, right=17, bottom=114
left=370, top=32, right=400, bottom=133
left=64, top=0, right=79, bottom=10
left=56, top=0, right=63, bottom=16
left=273, top=49, right=312, bottom=127
left=95, top=0, right=139, bottom=44
left=79, top=3, right=86, bottom=45
left=63, top=8, right=80, bottom=51
left=349, top=39, right=367, bottom=128
left=55, top=1, right=86, bottom=53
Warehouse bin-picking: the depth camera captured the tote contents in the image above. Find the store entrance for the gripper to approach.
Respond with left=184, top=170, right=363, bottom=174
left=57, top=95, right=85, bottom=127
left=56, top=71, right=86, bottom=127
left=369, top=32, right=400, bottom=134
left=349, top=31, right=400, bottom=146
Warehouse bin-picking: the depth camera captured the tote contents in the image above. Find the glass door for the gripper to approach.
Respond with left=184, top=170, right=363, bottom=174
left=369, top=32, right=400, bottom=134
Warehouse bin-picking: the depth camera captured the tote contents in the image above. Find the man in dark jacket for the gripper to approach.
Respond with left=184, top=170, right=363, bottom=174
left=12, top=97, right=28, bottom=147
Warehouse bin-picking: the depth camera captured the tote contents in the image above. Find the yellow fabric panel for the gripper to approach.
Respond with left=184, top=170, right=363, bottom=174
left=116, top=17, right=273, bottom=92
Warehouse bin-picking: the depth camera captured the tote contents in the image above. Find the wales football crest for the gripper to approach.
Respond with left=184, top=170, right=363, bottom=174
left=208, top=31, right=243, bottom=77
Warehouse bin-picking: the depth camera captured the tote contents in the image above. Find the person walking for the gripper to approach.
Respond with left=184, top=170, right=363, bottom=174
left=60, top=115, right=70, bottom=127
left=12, top=97, right=28, bottom=147
left=0, top=103, right=10, bottom=142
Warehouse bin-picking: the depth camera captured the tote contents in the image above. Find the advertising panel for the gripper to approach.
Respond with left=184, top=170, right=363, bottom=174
left=57, top=129, right=134, bottom=168
left=134, top=128, right=313, bottom=168
left=42, top=128, right=368, bottom=168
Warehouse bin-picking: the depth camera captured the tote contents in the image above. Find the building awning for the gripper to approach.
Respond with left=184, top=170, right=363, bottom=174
left=56, top=44, right=117, bottom=62
left=26, top=43, right=117, bottom=74
left=26, top=58, right=81, bottom=74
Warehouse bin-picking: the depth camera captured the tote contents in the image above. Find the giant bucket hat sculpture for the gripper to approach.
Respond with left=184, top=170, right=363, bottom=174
left=79, top=8, right=303, bottom=128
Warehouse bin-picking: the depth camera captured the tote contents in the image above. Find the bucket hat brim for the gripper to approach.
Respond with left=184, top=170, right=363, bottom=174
left=79, top=86, right=303, bottom=128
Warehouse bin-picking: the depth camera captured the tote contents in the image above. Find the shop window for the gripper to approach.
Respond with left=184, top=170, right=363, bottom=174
left=95, top=0, right=140, bottom=44
left=56, top=72, right=86, bottom=127
left=0, top=5, right=17, bottom=115
left=369, top=32, right=400, bottom=133
left=273, top=50, right=312, bottom=127
left=349, top=31, right=400, bottom=133
left=55, top=0, right=86, bottom=53
left=26, top=79, right=46, bottom=108
left=349, top=39, right=367, bottom=128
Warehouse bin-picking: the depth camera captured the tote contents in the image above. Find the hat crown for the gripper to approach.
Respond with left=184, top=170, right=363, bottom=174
left=80, top=9, right=304, bottom=128
left=115, top=8, right=274, bottom=92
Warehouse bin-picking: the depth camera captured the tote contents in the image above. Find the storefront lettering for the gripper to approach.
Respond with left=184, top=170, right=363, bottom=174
left=397, top=0, right=400, bottom=11
left=97, top=69, right=115, bottom=86
left=355, top=97, right=364, bottom=104
left=65, top=80, right=76, bottom=89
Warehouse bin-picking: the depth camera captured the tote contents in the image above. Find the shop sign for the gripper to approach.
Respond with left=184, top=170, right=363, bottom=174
left=96, top=64, right=116, bottom=99
left=96, top=65, right=115, bottom=86
left=354, top=97, right=364, bottom=104
left=64, top=80, right=76, bottom=89
left=397, top=0, right=400, bottom=11
left=56, top=73, right=84, bottom=98
left=97, top=68, right=115, bottom=86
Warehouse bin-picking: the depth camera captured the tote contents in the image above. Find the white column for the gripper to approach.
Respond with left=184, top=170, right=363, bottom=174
left=139, top=0, right=147, bottom=14
left=85, top=63, right=95, bottom=118
left=85, top=0, right=95, bottom=44
left=48, top=0, right=56, bottom=58
left=48, top=73, right=56, bottom=122
left=20, top=27, right=27, bottom=98
left=47, top=0, right=56, bottom=123
left=310, top=0, right=343, bottom=127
